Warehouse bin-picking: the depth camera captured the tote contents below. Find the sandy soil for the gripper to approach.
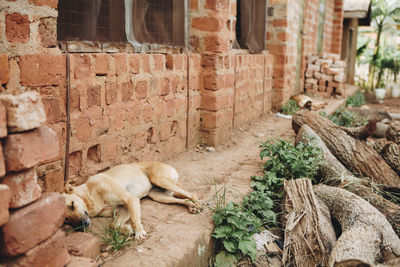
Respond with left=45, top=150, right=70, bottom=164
left=97, top=113, right=295, bottom=267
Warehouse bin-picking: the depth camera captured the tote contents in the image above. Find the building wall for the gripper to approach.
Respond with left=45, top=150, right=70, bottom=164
left=0, top=0, right=344, bottom=187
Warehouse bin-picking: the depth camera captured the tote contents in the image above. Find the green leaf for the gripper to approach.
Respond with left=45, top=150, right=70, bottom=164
left=214, top=251, right=237, bottom=267
left=212, top=212, right=223, bottom=225
left=223, top=240, right=237, bottom=253
left=238, top=237, right=257, bottom=261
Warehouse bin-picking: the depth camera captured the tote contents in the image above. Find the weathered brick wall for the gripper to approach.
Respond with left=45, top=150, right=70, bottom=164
left=234, top=54, right=273, bottom=127
left=267, top=0, right=301, bottom=110
left=331, top=0, right=344, bottom=54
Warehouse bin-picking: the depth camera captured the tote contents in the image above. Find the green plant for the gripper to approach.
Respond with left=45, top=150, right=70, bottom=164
left=281, top=99, right=300, bottom=115
left=89, top=208, right=135, bottom=253
left=346, top=90, right=366, bottom=107
left=242, top=189, right=277, bottom=226
left=321, top=107, right=368, bottom=127
left=212, top=202, right=261, bottom=263
left=259, top=138, right=323, bottom=182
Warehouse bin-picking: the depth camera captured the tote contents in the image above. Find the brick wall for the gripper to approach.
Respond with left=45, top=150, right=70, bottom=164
left=267, top=0, right=302, bottom=110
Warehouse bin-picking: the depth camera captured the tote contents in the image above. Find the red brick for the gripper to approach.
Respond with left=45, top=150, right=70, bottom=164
left=0, top=91, right=46, bottom=133
left=165, top=99, right=175, bottom=117
left=94, top=54, right=108, bottom=75
left=71, top=114, right=91, bottom=142
left=66, top=232, right=101, bottom=260
left=6, top=230, right=69, bottom=267
left=28, top=0, right=58, bottom=8
left=3, top=125, right=59, bottom=172
left=39, top=17, right=57, bottom=48
left=141, top=55, right=151, bottom=73
left=103, top=139, right=118, bottom=160
left=272, top=19, right=288, bottom=27
left=68, top=150, right=82, bottom=177
left=204, top=74, right=224, bottom=91
left=20, top=54, right=65, bottom=86
left=192, top=17, right=222, bottom=32
left=0, top=53, right=9, bottom=84
left=73, top=55, right=91, bottom=80
left=6, top=13, right=30, bottom=43
left=161, top=77, right=170, bottom=96
left=128, top=54, right=140, bottom=74
left=166, top=54, right=184, bottom=70
left=135, top=80, right=148, bottom=100
left=134, top=131, right=146, bottom=149
left=0, top=103, right=6, bottom=137
left=114, top=54, right=127, bottom=76
left=204, top=0, right=229, bottom=11
left=159, top=121, right=172, bottom=141
left=153, top=54, right=164, bottom=72
left=105, top=82, right=118, bottom=105
left=190, top=0, right=198, bottom=10
left=67, top=256, right=97, bottom=267
left=0, top=184, right=11, bottom=226
left=1, top=193, right=66, bottom=256
left=41, top=95, right=66, bottom=124
left=85, top=85, right=100, bottom=107
left=121, top=81, right=133, bottom=102
left=204, top=34, right=228, bottom=53
left=43, top=169, right=64, bottom=193
left=2, top=168, right=42, bottom=208
left=142, top=104, right=153, bottom=123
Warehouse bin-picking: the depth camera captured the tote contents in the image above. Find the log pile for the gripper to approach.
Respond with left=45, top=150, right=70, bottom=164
left=304, top=53, right=347, bottom=98
left=282, top=110, right=400, bottom=266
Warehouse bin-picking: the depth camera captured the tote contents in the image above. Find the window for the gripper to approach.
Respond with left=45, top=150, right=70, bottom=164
left=235, top=0, right=267, bottom=54
left=127, top=0, right=186, bottom=46
left=57, top=0, right=186, bottom=46
left=57, top=0, right=126, bottom=42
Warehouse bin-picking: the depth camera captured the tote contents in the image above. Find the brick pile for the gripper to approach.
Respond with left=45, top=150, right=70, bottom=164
left=0, top=92, right=70, bottom=267
left=304, top=53, right=347, bottom=98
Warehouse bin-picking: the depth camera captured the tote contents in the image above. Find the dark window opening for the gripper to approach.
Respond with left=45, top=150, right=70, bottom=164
left=130, top=0, right=185, bottom=46
left=235, top=0, right=267, bottom=54
left=57, top=0, right=126, bottom=42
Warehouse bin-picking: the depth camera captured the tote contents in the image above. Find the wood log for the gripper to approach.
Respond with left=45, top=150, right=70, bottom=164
left=296, top=125, right=400, bottom=237
left=282, top=179, right=336, bottom=267
left=346, top=107, right=395, bottom=121
left=373, top=139, right=400, bottom=176
left=342, top=121, right=388, bottom=139
left=314, top=185, right=400, bottom=266
left=292, top=111, right=400, bottom=189
left=387, top=121, right=400, bottom=144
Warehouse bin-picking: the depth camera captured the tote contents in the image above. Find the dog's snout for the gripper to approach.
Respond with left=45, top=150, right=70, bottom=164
left=83, top=214, right=91, bottom=227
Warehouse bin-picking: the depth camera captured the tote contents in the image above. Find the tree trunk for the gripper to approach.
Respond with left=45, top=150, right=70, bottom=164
left=282, top=179, right=336, bottom=267
left=314, top=185, right=400, bottom=266
left=387, top=121, right=400, bottom=144
left=292, top=111, right=400, bottom=189
left=374, top=139, right=400, bottom=176
left=296, top=125, right=400, bottom=237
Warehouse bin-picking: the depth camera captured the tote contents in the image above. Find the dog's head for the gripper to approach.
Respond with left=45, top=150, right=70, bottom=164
left=63, top=183, right=91, bottom=228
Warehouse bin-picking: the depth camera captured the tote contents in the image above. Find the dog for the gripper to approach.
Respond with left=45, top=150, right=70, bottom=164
left=63, top=161, right=202, bottom=240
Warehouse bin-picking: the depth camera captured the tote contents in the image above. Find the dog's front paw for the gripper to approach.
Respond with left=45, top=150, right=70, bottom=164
left=186, top=200, right=203, bottom=214
left=135, top=229, right=147, bottom=240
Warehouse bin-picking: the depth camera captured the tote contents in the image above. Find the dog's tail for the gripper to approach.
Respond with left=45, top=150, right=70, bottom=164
left=64, top=180, right=75, bottom=193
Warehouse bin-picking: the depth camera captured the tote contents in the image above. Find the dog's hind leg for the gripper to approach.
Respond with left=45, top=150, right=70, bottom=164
left=148, top=188, right=202, bottom=214
left=150, top=176, right=197, bottom=201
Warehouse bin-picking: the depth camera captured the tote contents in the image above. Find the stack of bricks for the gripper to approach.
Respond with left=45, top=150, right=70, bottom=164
left=304, top=53, right=347, bottom=98
left=0, top=92, right=70, bottom=267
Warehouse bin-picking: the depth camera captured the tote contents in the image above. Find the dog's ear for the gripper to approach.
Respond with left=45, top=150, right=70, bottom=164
left=64, top=180, right=75, bottom=194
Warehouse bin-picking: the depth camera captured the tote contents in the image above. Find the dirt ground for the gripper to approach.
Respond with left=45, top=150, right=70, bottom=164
left=97, top=86, right=400, bottom=267
left=97, top=112, right=295, bottom=267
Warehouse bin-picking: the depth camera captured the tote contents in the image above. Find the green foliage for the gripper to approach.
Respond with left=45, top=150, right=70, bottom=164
left=321, top=107, right=368, bottom=127
left=214, top=251, right=237, bottom=267
left=259, top=138, right=323, bottom=182
left=346, top=90, right=366, bottom=107
left=93, top=224, right=134, bottom=252
left=281, top=99, right=300, bottom=115
left=242, top=189, right=277, bottom=226
left=212, top=202, right=260, bottom=262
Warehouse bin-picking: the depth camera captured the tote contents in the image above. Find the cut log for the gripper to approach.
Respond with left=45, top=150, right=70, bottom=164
left=342, top=121, right=388, bottom=139
left=387, top=121, right=400, bottom=144
left=314, top=185, right=400, bottom=266
left=296, top=125, right=400, bottom=237
left=373, top=139, right=400, bottom=176
left=292, top=111, right=400, bottom=189
left=282, top=179, right=336, bottom=267
left=347, top=107, right=395, bottom=121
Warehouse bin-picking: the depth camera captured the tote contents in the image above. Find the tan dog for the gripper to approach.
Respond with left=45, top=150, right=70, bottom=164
left=63, top=161, right=202, bottom=240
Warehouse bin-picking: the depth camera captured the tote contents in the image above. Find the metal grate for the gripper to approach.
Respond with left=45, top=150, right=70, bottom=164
left=57, top=0, right=126, bottom=42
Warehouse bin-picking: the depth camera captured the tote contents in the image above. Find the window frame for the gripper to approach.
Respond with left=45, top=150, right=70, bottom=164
left=57, top=0, right=190, bottom=53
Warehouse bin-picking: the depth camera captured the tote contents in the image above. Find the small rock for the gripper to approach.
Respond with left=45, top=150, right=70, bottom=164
left=205, top=147, right=215, bottom=152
